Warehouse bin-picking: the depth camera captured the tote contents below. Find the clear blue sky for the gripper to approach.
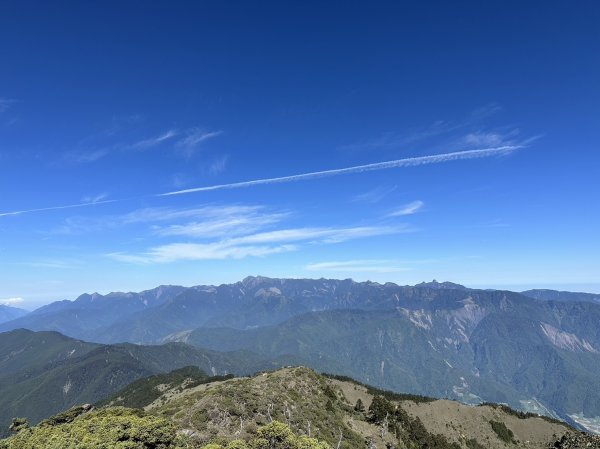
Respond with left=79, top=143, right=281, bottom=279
left=1, top=1, right=599, bottom=308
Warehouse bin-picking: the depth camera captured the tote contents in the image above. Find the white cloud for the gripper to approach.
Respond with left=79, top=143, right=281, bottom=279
left=123, top=205, right=269, bottom=225
left=232, top=225, right=407, bottom=245
left=462, top=131, right=517, bottom=147
left=339, top=104, right=502, bottom=152
left=305, top=260, right=412, bottom=273
left=81, top=193, right=109, bottom=204
left=50, top=205, right=275, bottom=236
left=175, top=129, right=223, bottom=156
left=132, top=130, right=179, bottom=150
left=108, top=224, right=410, bottom=264
left=155, top=209, right=287, bottom=238
left=108, top=242, right=296, bottom=264
left=0, top=297, right=24, bottom=306
left=388, top=200, right=424, bottom=217
left=351, top=185, right=397, bottom=203
left=306, top=257, right=440, bottom=273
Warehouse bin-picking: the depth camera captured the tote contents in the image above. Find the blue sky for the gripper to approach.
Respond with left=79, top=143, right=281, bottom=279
left=1, top=1, right=599, bottom=308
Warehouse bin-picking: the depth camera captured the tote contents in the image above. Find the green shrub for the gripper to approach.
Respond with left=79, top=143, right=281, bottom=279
left=489, top=420, right=515, bottom=443
left=200, top=422, right=330, bottom=449
left=0, top=407, right=186, bottom=449
left=465, top=438, right=486, bottom=449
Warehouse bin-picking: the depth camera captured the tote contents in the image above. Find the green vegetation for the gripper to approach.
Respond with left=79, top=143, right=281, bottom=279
left=354, top=398, right=365, bottom=412
left=98, top=366, right=234, bottom=409
left=153, top=367, right=365, bottom=449
left=323, top=373, right=436, bottom=404
left=368, top=395, right=461, bottom=449
left=465, top=438, right=486, bottom=449
left=200, top=421, right=330, bottom=449
left=0, top=407, right=186, bottom=449
left=0, top=366, right=574, bottom=449
left=8, top=418, right=28, bottom=433
left=479, top=403, right=573, bottom=429
left=489, top=420, right=515, bottom=444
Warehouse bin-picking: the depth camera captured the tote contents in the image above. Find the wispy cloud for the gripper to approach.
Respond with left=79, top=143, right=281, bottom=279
left=0, top=297, right=24, bottom=306
left=207, top=154, right=229, bottom=175
left=476, top=219, right=511, bottom=228
left=64, top=148, right=111, bottom=164
left=175, top=129, right=223, bottom=157
left=230, top=224, right=408, bottom=245
left=0, top=145, right=523, bottom=218
left=388, top=200, right=424, bottom=217
left=305, top=257, right=440, bottom=273
left=0, top=98, right=17, bottom=113
left=340, top=104, right=502, bottom=153
left=461, top=129, right=521, bottom=148
left=154, top=207, right=287, bottom=238
left=123, top=205, right=267, bottom=225
left=60, top=125, right=221, bottom=166
left=109, top=224, right=409, bottom=264
left=51, top=205, right=274, bottom=235
left=160, top=146, right=520, bottom=197
left=0, top=198, right=118, bottom=218
left=108, top=242, right=296, bottom=263
left=351, top=185, right=397, bottom=204
left=27, top=259, right=77, bottom=269
left=305, top=259, right=412, bottom=273
left=81, top=193, right=109, bottom=204
left=132, top=129, right=179, bottom=150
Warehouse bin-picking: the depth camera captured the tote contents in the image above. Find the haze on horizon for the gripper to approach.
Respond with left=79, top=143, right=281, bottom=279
left=1, top=1, right=599, bottom=309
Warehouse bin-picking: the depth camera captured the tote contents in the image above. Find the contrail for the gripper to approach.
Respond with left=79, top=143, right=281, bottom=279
left=158, top=145, right=519, bottom=196
left=0, top=146, right=519, bottom=217
left=0, top=199, right=118, bottom=217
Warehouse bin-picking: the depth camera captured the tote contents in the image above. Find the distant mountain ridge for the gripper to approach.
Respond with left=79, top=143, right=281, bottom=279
left=0, top=277, right=496, bottom=343
left=2, top=277, right=600, bottom=432
left=0, top=305, right=27, bottom=325
left=521, top=289, right=600, bottom=304
left=9, top=279, right=598, bottom=344
left=0, top=328, right=282, bottom=437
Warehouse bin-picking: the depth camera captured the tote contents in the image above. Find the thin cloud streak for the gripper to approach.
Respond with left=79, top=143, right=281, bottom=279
left=81, top=193, right=109, bottom=204
left=306, top=259, right=411, bottom=273
left=160, top=146, right=520, bottom=196
left=0, top=199, right=118, bottom=217
left=0, top=145, right=520, bottom=217
left=132, top=130, right=179, bottom=150
left=176, top=129, right=223, bottom=149
left=306, top=257, right=439, bottom=273
left=388, top=200, right=424, bottom=217
left=351, top=185, right=398, bottom=204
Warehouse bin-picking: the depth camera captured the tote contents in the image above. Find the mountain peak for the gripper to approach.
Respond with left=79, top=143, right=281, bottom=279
left=415, top=280, right=468, bottom=290
left=241, top=275, right=275, bottom=288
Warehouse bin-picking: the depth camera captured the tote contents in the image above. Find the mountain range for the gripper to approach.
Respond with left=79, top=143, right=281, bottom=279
left=1, top=276, right=600, bottom=433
